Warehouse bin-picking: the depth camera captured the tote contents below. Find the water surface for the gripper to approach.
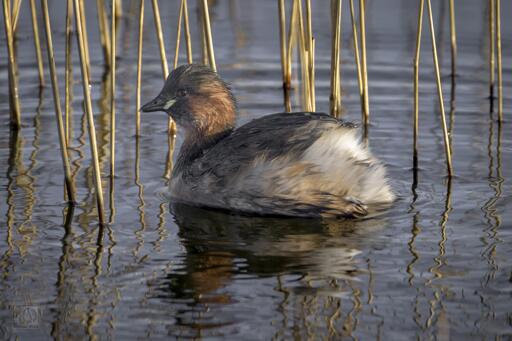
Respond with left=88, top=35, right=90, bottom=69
left=1, top=0, right=511, bottom=339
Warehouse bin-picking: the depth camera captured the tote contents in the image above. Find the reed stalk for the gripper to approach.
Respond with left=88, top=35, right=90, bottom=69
left=173, top=0, right=184, bottom=69
left=349, top=0, right=363, bottom=115
left=278, top=0, right=288, bottom=89
left=329, top=0, right=342, bottom=117
left=151, top=0, right=169, bottom=79
left=286, top=0, right=298, bottom=95
left=29, top=0, right=45, bottom=87
left=359, top=0, right=369, bottom=125
left=310, top=37, right=315, bottom=112
left=2, top=0, right=21, bottom=128
left=426, top=0, right=453, bottom=176
left=73, top=0, right=106, bottom=223
left=448, top=0, right=456, bottom=78
left=136, top=0, right=144, bottom=136
left=200, top=2, right=208, bottom=65
left=96, top=0, right=111, bottom=65
left=11, top=0, right=21, bottom=32
left=296, top=0, right=310, bottom=111
left=110, top=0, right=116, bottom=180
left=41, top=0, right=75, bottom=202
left=183, top=0, right=192, bottom=63
left=489, top=0, right=494, bottom=99
left=413, top=0, right=424, bottom=171
left=79, top=0, right=91, bottom=83
left=201, top=0, right=216, bottom=72
left=495, top=0, right=502, bottom=121
left=65, top=0, right=74, bottom=143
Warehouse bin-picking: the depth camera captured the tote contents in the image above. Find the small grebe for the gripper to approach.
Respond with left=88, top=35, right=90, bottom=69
left=142, top=64, right=394, bottom=218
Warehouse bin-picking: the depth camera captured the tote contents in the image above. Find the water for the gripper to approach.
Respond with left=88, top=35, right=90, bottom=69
left=1, top=0, right=511, bottom=339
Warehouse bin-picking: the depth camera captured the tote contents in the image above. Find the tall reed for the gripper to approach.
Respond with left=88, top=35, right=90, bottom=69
left=413, top=0, right=424, bottom=171
left=135, top=0, right=144, bottom=136
left=359, top=0, right=369, bottom=125
left=201, top=0, right=216, bottom=71
left=73, top=0, right=106, bottom=223
left=29, top=0, right=44, bottom=86
left=110, top=0, right=116, bottom=181
left=2, top=0, right=21, bottom=128
left=329, top=0, right=342, bottom=117
left=41, top=0, right=76, bottom=202
left=495, top=0, right=502, bottom=121
left=426, top=0, right=453, bottom=176
left=349, top=0, right=363, bottom=119
left=151, top=0, right=169, bottom=79
left=65, top=0, right=74, bottom=143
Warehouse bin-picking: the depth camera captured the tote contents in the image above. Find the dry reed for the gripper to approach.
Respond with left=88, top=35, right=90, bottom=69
left=201, top=0, right=216, bottom=71
left=29, top=0, right=44, bottom=86
left=151, top=0, right=169, bottom=79
left=495, top=0, right=502, bottom=121
left=426, top=0, right=453, bottom=176
left=135, top=0, right=144, bottom=136
left=489, top=0, right=494, bottom=99
left=73, top=0, right=106, bottom=223
left=278, top=0, right=288, bottom=89
left=413, top=0, right=424, bottom=171
left=349, top=0, right=364, bottom=118
left=41, top=0, right=75, bottom=202
left=79, top=0, right=91, bottom=83
left=182, top=0, right=192, bottom=64
left=96, top=0, right=111, bottom=65
left=329, top=0, right=341, bottom=117
left=2, top=0, right=21, bottom=128
left=110, top=0, right=116, bottom=180
left=65, top=0, right=74, bottom=143
left=359, top=0, right=369, bottom=125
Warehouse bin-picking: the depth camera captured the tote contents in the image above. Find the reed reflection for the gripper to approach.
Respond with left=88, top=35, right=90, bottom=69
left=152, top=203, right=387, bottom=337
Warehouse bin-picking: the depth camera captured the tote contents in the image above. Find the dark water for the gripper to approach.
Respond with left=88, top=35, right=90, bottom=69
left=1, top=0, right=512, bottom=339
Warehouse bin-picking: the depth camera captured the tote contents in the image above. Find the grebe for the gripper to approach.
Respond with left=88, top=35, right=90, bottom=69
left=142, top=64, right=394, bottom=218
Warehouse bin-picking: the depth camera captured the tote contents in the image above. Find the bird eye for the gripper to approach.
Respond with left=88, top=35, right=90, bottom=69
left=176, top=89, right=188, bottom=97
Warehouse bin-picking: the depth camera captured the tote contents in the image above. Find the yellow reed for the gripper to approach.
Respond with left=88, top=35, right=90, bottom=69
left=278, top=0, right=288, bottom=89
left=349, top=0, right=363, bottom=115
left=449, top=0, right=456, bottom=78
left=426, top=0, right=453, bottom=176
left=413, top=0, right=424, bottom=170
left=41, top=0, right=75, bottom=202
left=201, top=0, right=216, bottom=72
left=359, top=0, right=369, bottom=125
left=495, top=0, right=502, bottom=121
left=110, top=0, right=116, bottom=179
left=2, top=0, right=21, bottom=128
left=11, top=0, right=21, bottom=32
left=79, top=0, right=91, bottom=83
left=29, top=0, right=44, bottom=86
left=65, top=0, right=74, bottom=143
left=151, top=0, right=169, bottom=79
left=73, top=0, right=106, bottom=223
left=183, top=0, right=192, bottom=63
left=310, top=37, right=315, bottom=112
left=489, top=0, right=494, bottom=98
left=136, top=0, right=144, bottom=136
left=173, top=0, right=184, bottom=69
left=329, top=0, right=342, bottom=117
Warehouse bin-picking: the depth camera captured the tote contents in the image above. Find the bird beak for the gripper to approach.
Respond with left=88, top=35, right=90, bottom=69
left=141, top=95, right=176, bottom=112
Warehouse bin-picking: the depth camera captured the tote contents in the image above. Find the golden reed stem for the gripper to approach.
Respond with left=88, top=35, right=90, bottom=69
left=65, top=0, right=74, bottom=143
left=448, top=0, right=456, bottom=78
left=73, top=0, right=106, bottom=223
left=495, top=0, right=502, bottom=121
left=349, top=0, right=363, bottom=116
left=426, top=0, right=453, bottom=177
left=41, top=0, right=75, bottom=202
left=286, top=0, right=298, bottom=96
left=201, top=0, right=216, bottom=72
left=310, top=37, right=315, bottom=112
left=278, top=0, right=288, bottom=89
left=329, top=0, right=342, bottom=117
left=136, top=0, right=144, bottom=136
left=29, top=0, right=45, bottom=86
left=79, top=0, right=91, bottom=83
left=2, top=0, right=21, bottom=128
left=413, top=0, right=424, bottom=171
left=296, top=0, right=310, bottom=111
left=183, top=0, right=192, bottom=63
left=11, top=0, right=21, bottom=32
left=110, top=0, right=116, bottom=179
left=489, top=0, right=494, bottom=99
left=359, top=0, right=369, bottom=125
left=151, top=0, right=169, bottom=79
left=173, top=0, right=184, bottom=69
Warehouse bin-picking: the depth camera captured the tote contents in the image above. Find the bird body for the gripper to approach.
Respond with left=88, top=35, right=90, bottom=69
left=142, top=64, right=394, bottom=218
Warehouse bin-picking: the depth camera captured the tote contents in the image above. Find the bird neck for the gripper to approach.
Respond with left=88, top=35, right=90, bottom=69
left=174, top=128, right=233, bottom=176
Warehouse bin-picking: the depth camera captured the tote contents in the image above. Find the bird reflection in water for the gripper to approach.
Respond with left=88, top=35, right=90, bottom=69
left=152, top=203, right=389, bottom=337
